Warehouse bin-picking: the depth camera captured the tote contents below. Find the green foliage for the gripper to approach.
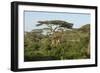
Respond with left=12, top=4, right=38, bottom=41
left=37, top=20, right=73, bottom=29
left=24, top=23, right=90, bottom=61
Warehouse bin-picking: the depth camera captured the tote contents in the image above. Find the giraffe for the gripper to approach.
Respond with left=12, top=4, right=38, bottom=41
left=51, top=29, right=63, bottom=47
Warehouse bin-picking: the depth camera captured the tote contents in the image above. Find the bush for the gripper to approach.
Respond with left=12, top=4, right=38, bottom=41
left=24, top=24, right=90, bottom=61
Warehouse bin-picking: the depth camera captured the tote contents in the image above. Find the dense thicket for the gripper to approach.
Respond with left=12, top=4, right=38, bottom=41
left=24, top=21, right=90, bottom=61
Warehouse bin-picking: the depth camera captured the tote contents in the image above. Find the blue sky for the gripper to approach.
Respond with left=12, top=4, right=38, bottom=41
left=24, top=11, right=90, bottom=32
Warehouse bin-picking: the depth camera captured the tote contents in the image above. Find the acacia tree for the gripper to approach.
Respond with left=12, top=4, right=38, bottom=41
left=36, top=20, right=73, bottom=46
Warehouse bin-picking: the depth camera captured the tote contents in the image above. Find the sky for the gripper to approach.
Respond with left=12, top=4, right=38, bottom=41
left=24, top=11, right=90, bottom=32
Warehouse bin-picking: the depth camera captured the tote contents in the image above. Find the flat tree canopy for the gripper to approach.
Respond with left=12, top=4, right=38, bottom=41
left=37, top=20, right=73, bottom=29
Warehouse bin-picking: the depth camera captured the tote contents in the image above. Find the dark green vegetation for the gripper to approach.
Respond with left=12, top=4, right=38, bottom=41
left=24, top=20, right=90, bottom=61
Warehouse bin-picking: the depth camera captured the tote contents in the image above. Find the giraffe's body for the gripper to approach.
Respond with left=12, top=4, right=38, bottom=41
left=51, top=31, right=63, bottom=46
